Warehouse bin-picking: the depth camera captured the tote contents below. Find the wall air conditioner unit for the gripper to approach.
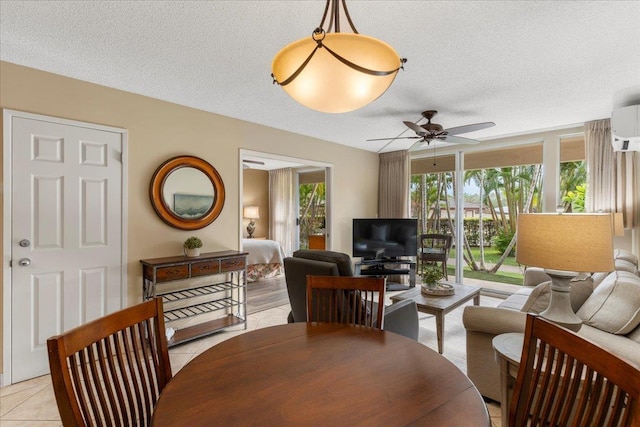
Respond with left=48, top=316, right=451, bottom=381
left=611, top=104, right=640, bottom=152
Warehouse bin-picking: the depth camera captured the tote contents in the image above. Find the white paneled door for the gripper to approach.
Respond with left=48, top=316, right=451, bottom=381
left=8, top=114, right=125, bottom=383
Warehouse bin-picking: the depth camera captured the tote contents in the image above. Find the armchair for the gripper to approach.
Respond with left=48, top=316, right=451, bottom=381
left=284, top=250, right=420, bottom=340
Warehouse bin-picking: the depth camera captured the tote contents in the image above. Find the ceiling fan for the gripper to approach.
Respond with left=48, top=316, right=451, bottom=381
left=368, top=110, right=495, bottom=151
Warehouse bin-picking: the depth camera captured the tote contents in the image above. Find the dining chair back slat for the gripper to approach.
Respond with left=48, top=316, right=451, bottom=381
left=509, top=314, right=640, bottom=427
left=306, top=276, right=385, bottom=329
left=47, top=298, right=172, bottom=427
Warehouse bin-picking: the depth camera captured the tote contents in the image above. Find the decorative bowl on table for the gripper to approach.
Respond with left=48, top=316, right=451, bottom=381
left=421, top=282, right=455, bottom=296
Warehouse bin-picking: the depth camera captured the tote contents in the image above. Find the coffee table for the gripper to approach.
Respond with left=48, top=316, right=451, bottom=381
left=390, top=282, right=481, bottom=353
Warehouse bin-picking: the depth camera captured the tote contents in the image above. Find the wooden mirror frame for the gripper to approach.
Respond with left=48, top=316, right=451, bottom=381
left=149, top=155, right=225, bottom=230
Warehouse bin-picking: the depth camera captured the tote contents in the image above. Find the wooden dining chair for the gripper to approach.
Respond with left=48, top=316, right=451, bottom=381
left=47, top=298, right=172, bottom=427
left=509, top=314, right=640, bottom=427
left=306, top=275, right=385, bottom=328
left=418, top=233, right=452, bottom=279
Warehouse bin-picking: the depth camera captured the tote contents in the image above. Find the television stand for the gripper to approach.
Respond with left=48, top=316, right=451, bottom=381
left=355, top=259, right=416, bottom=291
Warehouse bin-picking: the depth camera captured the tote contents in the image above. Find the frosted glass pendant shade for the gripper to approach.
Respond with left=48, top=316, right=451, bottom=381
left=272, top=33, right=403, bottom=113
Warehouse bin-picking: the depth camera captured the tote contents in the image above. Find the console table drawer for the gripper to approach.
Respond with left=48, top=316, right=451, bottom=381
left=221, top=257, right=245, bottom=272
left=156, top=265, right=189, bottom=282
left=192, top=260, right=220, bottom=276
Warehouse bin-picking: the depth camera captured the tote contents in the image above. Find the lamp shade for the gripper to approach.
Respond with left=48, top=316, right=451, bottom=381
left=243, top=206, right=260, bottom=219
left=516, top=213, right=614, bottom=273
left=272, top=33, right=402, bottom=113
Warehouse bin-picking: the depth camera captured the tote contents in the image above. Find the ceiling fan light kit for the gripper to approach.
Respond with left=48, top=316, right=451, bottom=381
left=271, top=0, right=406, bottom=113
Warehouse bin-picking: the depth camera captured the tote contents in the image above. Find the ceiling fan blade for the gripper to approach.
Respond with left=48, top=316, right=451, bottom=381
left=444, top=122, right=495, bottom=136
left=440, top=135, right=480, bottom=145
left=366, top=136, right=421, bottom=141
left=403, top=121, right=428, bottom=136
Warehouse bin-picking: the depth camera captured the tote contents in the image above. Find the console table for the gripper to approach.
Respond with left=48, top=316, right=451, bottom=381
left=355, top=258, right=416, bottom=290
left=140, top=250, right=248, bottom=347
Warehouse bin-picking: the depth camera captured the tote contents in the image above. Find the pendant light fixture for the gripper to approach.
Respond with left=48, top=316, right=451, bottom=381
left=271, top=0, right=406, bottom=114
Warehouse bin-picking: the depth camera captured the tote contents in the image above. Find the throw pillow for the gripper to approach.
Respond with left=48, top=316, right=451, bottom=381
left=520, top=274, right=594, bottom=314
left=614, top=248, right=638, bottom=266
left=615, top=259, right=638, bottom=275
left=577, top=271, right=640, bottom=335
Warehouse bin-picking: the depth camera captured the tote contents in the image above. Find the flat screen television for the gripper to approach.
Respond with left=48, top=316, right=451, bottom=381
left=352, top=218, right=418, bottom=260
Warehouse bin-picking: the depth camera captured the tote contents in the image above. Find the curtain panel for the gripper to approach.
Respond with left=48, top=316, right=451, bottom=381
left=378, top=150, right=411, bottom=284
left=269, top=168, right=296, bottom=257
left=585, top=118, right=637, bottom=228
left=378, top=150, right=410, bottom=218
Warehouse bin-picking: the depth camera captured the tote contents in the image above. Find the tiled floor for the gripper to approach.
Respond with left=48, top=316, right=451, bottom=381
left=0, top=303, right=502, bottom=426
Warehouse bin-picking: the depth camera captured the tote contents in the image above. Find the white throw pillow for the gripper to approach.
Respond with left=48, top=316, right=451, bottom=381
left=521, top=274, right=593, bottom=314
left=577, top=271, right=640, bottom=335
left=614, top=248, right=638, bottom=267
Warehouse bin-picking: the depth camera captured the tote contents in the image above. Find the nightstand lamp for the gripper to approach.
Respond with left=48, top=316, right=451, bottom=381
left=516, top=213, right=614, bottom=331
left=243, top=206, right=260, bottom=238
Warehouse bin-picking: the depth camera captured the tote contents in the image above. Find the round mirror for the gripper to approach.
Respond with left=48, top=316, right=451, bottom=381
left=150, top=156, right=225, bottom=230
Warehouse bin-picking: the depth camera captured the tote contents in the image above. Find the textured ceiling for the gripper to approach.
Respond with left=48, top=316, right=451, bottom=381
left=1, top=1, right=639, bottom=154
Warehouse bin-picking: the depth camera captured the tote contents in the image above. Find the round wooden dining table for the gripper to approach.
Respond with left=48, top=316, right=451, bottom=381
left=152, top=322, right=489, bottom=426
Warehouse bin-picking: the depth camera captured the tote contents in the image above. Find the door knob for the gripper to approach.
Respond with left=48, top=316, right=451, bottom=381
left=18, top=258, right=31, bottom=267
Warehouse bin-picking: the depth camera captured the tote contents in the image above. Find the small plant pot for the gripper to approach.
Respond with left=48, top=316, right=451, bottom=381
left=184, top=247, right=201, bottom=257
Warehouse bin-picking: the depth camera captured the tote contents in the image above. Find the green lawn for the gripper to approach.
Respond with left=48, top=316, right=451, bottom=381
left=449, top=247, right=519, bottom=267
left=447, top=247, right=523, bottom=285
left=447, top=267, right=523, bottom=286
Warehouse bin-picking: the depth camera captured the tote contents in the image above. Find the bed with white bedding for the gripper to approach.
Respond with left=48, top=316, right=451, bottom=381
left=242, top=238, right=286, bottom=282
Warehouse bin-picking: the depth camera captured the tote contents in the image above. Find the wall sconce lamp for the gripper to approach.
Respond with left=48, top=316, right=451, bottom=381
left=516, top=213, right=614, bottom=331
left=243, top=206, right=260, bottom=238
left=271, top=0, right=406, bottom=113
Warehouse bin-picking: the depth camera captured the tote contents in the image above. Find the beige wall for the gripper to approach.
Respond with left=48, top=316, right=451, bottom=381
left=0, top=61, right=380, bottom=373
left=242, top=169, right=269, bottom=238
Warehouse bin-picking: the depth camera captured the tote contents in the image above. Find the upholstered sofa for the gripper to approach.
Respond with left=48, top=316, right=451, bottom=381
left=462, top=249, right=640, bottom=402
left=283, top=250, right=420, bottom=340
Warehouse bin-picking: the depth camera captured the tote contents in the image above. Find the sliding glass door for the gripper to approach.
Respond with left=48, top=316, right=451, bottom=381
left=410, top=130, right=585, bottom=290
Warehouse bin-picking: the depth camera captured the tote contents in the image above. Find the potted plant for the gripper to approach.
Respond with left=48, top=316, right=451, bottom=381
left=183, top=236, right=203, bottom=257
left=420, top=265, right=443, bottom=289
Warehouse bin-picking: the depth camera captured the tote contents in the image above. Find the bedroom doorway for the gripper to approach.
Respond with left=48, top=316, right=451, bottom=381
left=239, top=150, right=332, bottom=312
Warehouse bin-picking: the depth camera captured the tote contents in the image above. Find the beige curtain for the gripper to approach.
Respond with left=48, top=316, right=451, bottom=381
left=269, top=168, right=296, bottom=257
left=378, top=150, right=410, bottom=218
left=378, top=150, right=411, bottom=284
left=585, top=119, right=637, bottom=228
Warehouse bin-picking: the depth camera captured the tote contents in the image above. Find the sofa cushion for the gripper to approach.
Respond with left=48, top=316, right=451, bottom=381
left=520, top=274, right=593, bottom=314
left=498, top=288, right=533, bottom=311
left=577, top=271, right=640, bottom=335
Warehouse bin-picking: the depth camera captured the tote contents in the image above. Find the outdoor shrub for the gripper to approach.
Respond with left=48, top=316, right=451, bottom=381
left=492, top=229, right=515, bottom=256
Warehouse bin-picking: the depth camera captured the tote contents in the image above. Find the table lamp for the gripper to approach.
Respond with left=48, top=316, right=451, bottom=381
left=243, top=206, right=260, bottom=238
left=516, top=213, right=614, bottom=331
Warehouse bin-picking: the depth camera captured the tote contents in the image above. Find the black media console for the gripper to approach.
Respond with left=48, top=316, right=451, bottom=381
left=354, top=258, right=416, bottom=291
